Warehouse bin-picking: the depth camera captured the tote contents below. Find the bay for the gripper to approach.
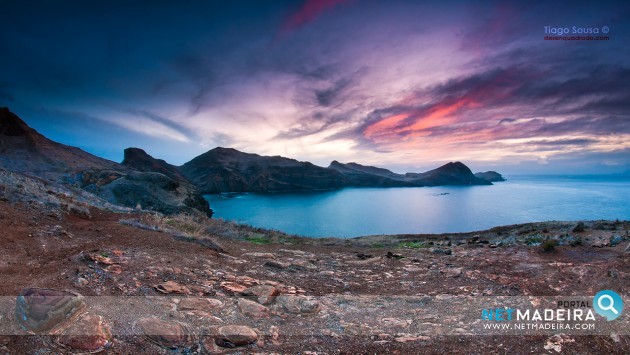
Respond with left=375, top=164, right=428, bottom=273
left=205, top=175, right=630, bottom=238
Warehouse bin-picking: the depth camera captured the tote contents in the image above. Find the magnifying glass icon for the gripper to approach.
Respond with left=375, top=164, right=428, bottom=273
left=597, top=294, right=618, bottom=314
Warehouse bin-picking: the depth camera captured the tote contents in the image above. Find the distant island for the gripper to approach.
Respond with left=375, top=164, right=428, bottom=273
left=0, top=107, right=504, bottom=216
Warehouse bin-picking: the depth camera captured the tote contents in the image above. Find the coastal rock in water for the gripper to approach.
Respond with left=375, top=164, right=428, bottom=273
left=16, top=288, right=85, bottom=333
left=216, top=325, right=258, bottom=348
left=135, top=317, right=196, bottom=349
left=474, top=171, right=506, bottom=182
left=55, top=314, right=111, bottom=352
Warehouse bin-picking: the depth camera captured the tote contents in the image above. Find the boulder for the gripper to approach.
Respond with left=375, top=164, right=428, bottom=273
left=55, top=314, right=111, bottom=352
left=15, top=288, right=85, bottom=333
left=273, top=295, right=320, bottom=314
left=572, top=222, right=585, bottom=233
left=215, top=325, right=258, bottom=348
left=135, top=317, right=196, bottom=349
left=154, top=281, right=190, bottom=295
left=237, top=298, right=269, bottom=318
left=241, top=285, right=279, bottom=305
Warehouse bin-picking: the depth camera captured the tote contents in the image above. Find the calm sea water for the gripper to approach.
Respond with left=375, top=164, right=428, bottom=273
left=205, top=176, right=630, bottom=238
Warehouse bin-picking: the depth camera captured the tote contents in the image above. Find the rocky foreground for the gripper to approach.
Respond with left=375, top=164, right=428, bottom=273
left=0, top=191, right=628, bottom=353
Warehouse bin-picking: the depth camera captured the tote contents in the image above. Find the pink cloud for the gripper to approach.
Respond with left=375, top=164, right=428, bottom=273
left=281, top=0, right=353, bottom=34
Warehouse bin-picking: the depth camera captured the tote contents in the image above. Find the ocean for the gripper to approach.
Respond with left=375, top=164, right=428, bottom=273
left=205, top=175, right=630, bottom=238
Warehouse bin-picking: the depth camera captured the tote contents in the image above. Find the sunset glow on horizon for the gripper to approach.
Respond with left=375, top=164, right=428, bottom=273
left=0, top=0, right=628, bottom=174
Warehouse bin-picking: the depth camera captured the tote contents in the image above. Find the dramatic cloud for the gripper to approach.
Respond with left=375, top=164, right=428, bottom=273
left=0, top=0, right=628, bottom=173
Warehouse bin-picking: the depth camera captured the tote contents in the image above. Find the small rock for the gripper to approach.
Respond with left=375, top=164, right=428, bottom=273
left=544, top=334, right=575, bottom=353
left=356, top=253, right=373, bottom=260
left=386, top=252, right=404, bottom=259
left=220, top=282, right=247, bottom=294
left=56, top=314, right=111, bottom=352
left=16, top=288, right=86, bottom=333
left=237, top=298, right=269, bottom=318
left=86, top=253, right=114, bottom=265
left=264, top=260, right=289, bottom=269
left=216, top=325, right=258, bottom=348
left=242, top=252, right=275, bottom=259
left=394, top=335, right=430, bottom=343
left=572, top=222, right=585, bottom=233
left=609, top=235, right=622, bottom=247
left=75, top=277, right=89, bottom=286
left=178, top=297, right=224, bottom=312
left=154, top=281, right=190, bottom=295
left=380, top=318, right=411, bottom=328
left=136, top=317, right=196, bottom=349
left=607, top=269, right=618, bottom=278
left=106, top=265, right=123, bottom=275
left=432, top=248, right=452, bottom=255
left=442, top=268, right=463, bottom=278
left=273, top=295, right=320, bottom=314
left=241, top=285, right=279, bottom=305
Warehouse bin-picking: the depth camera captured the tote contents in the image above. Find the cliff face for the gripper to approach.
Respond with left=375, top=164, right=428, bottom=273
left=0, top=108, right=210, bottom=216
left=122, top=147, right=186, bottom=182
left=180, top=147, right=345, bottom=193
left=474, top=171, right=506, bottom=182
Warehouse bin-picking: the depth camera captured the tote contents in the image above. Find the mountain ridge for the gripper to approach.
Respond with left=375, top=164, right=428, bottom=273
left=1, top=107, right=504, bottom=199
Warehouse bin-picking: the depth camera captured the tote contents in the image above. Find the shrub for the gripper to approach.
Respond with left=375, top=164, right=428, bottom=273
left=542, top=239, right=558, bottom=252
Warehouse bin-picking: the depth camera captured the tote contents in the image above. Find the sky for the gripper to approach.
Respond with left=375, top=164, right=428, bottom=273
left=1, top=0, right=629, bottom=175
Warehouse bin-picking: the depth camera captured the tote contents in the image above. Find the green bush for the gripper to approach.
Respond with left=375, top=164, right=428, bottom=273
left=542, top=239, right=558, bottom=252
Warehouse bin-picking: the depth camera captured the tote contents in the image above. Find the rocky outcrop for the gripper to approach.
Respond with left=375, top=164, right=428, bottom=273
left=122, top=147, right=186, bottom=182
left=328, top=161, right=413, bottom=187
left=407, top=162, right=491, bottom=186
left=95, top=172, right=211, bottom=215
left=474, top=171, right=506, bottom=182
left=180, top=147, right=345, bottom=193
left=330, top=161, right=492, bottom=187
left=0, top=108, right=210, bottom=216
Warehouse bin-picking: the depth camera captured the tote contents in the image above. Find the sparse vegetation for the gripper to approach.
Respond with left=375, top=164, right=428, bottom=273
left=525, top=236, right=544, bottom=245
left=245, top=235, right=272, bottom=245
left=398, top=241, right=429, bottom=249
left=541, top=239, right=558, bottom=252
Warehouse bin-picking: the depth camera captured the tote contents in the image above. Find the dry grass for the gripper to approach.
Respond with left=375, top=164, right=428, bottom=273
left=119, top=211, right=302, bottom=253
